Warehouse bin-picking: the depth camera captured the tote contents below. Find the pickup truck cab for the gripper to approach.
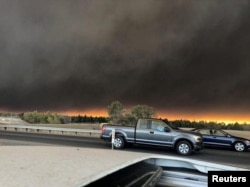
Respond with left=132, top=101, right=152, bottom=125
left=100, top=118, right=203, bottom=156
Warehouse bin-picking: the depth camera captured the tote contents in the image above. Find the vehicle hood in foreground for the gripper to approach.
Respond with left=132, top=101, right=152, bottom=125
left=0, top=146, right=248, bottom=187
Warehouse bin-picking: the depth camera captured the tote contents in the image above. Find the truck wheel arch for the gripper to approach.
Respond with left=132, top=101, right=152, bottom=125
left=175, top=140, right=193, bottom=156
left=113, top=135, right=125, bottom=149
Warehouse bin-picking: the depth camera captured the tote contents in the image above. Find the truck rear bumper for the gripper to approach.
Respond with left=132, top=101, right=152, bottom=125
left=100, top=134, right=111, bottom=141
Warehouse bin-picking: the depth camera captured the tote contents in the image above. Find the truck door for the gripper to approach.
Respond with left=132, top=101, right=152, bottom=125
left=135, top=119, right=155, bottom=144
left=136, top=119, right=173, bottom=146
left=149, top=120, right=173, bottom=147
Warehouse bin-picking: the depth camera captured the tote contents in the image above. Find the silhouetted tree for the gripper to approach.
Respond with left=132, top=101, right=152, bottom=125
left=107, top=100, right=125, bottom=124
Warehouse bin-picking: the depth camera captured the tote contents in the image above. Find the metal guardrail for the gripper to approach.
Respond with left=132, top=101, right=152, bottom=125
left=0, top=124, right=101, bottom=137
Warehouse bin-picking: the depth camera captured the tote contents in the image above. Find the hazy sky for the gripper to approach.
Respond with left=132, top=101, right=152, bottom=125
left=1, top=0, right=250, bottom=122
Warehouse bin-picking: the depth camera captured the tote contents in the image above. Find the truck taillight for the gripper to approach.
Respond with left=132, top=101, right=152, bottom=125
left=101, top=127, right=105, bottom=134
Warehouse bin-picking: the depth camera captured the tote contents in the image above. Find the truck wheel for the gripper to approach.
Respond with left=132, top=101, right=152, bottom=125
left=176, top=140, right=192, bottom=156
left=113, top=136, right=125, bottom=149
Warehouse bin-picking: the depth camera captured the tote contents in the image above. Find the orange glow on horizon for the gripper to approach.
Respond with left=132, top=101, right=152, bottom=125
left=156, top=111, right=250, bottom=124
left=2, top=108, right=250, bottom=124
left=60, top=108, right=250, bottom=124
left=61, top=109, right=108, bottom=117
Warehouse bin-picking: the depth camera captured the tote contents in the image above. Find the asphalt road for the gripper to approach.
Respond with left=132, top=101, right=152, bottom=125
left=1, top=131, right=250, bottom=169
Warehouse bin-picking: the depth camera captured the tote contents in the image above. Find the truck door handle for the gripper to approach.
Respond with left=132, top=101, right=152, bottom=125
left=150, top=131, right=154, bottom=134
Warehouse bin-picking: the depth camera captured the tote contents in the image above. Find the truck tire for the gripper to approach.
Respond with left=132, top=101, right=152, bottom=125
left=176, top=140, right=192, bottom=156
left=113, top=136, right=125, bottom=149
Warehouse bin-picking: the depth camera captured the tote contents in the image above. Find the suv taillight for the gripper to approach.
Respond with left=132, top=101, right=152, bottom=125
left=101, top=127, right=105, bottom=134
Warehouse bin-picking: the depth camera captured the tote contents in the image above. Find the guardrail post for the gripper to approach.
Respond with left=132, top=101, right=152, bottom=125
left=111, top=129, right=115, bottom=150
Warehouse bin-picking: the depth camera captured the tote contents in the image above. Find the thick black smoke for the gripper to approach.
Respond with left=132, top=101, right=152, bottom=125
left=1, top=0, right=250, bottom=117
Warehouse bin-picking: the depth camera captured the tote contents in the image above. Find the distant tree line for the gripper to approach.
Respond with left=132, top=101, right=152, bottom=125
left=1, top=100, right=250, bottom=131
left=106, top=101, right=250, bottom=131
left=70, top=115, right=108, bottom=123
left=0, top=111, right=107, bottom=124
left=107, top=100, right=156, bottom=126
left=19, top=111, right=107, bottom=124
left=21, top=111, right=71, bottom=124
left=163, top=119, right=250, bottom=131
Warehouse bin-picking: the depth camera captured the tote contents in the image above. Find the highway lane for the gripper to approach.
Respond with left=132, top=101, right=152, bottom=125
left=1, top=131, right=249, bottom=169
left=0, top=131, right=102, bottom=148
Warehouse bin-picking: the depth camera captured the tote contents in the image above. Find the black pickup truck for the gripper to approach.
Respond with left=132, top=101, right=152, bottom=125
left=100, top=118, right=203, bottom=156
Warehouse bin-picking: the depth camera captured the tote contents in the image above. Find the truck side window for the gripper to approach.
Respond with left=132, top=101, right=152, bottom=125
left=151, top=121, right=165, bottom=132
left=138, top=119, right=148, bottom=129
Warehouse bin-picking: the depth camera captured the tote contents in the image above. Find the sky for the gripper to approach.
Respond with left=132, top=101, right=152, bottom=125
left=1, top=0, right=250, bottom=123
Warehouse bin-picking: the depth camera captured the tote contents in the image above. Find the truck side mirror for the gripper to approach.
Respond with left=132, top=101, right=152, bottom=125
left=164, top=127, right=170, bottom=132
